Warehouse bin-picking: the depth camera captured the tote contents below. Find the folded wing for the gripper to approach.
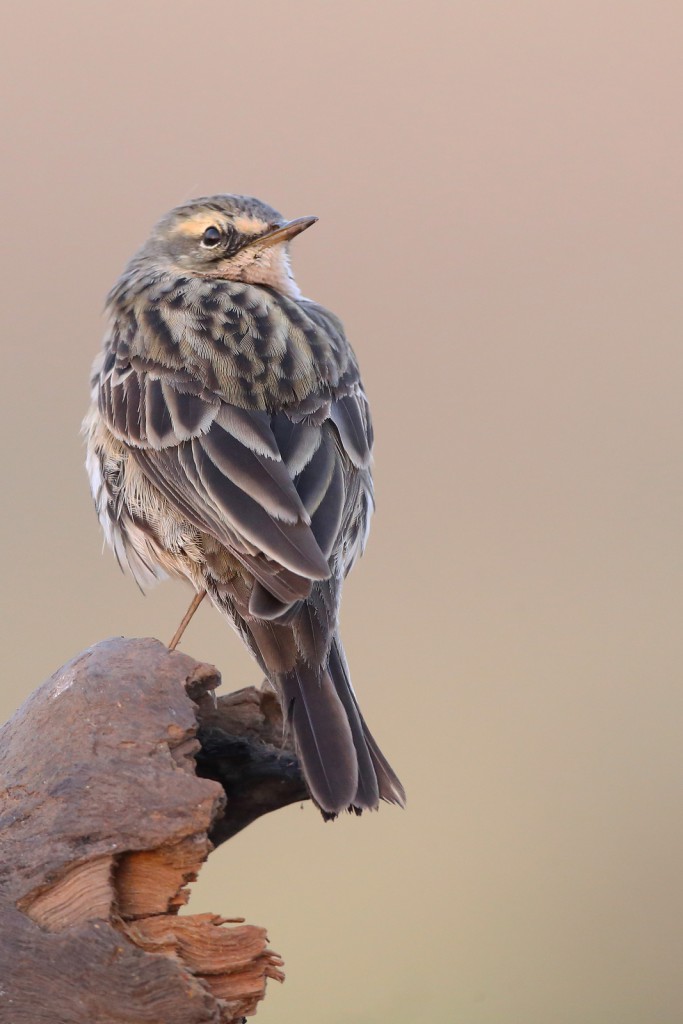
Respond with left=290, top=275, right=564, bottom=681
left=98, top=359, right=373, bottom=611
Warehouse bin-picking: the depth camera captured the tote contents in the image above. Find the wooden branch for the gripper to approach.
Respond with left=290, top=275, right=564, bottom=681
left=0, top=637, right=306, bottom=1022
left=195, top=685, right=308, bottom=845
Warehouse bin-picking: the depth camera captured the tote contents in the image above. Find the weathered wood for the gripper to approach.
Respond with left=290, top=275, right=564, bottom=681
left=195, top=685, right=309, bottom=845
left=0, top=637, right=300, bottom=1023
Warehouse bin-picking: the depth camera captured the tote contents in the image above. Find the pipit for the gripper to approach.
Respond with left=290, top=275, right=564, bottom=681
left=84, top=195, right=405, bottom=816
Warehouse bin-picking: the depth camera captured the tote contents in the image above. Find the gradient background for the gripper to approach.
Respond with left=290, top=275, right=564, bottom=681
left=1, top=3, right=682, bottom=1022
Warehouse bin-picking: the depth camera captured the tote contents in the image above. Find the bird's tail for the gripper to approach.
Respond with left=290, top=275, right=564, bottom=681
left=277, top=637, right=406, bottom=816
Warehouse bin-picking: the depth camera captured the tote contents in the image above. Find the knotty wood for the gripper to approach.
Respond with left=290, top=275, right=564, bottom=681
left=0, top=637, right=307, bottom=1022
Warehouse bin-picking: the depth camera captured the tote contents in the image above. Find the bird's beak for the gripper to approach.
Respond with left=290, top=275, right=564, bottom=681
left=248, top=216, right=318, bottom=250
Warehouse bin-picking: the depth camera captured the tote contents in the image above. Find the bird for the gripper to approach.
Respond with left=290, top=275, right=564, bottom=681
left=84, top=194, right=405, bottom=817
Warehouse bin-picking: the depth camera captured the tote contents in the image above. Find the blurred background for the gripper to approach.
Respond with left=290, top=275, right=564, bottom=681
left=1, top=2, right=682, bottom=1021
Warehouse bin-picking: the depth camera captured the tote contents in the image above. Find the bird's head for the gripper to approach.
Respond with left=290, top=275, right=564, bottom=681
left=142, top=194, right=317, bottom=298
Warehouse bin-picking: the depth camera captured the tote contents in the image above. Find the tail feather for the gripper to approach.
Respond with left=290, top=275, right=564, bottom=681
left=328, top=640, right=406, bottom=809
left=278, top=636, right=405, bottom=816
left=327, top=641, right=379, bottom=810
left=278, top=663, right=358, bottom=813
left=357, top=719, right=407, bottom=808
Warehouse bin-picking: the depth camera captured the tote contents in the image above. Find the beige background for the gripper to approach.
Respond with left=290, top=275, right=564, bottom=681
left=1, top=2, right=682, bottom=1021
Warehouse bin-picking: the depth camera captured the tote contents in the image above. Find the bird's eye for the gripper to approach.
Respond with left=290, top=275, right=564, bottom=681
left=201, top=225, right=222, bottom=248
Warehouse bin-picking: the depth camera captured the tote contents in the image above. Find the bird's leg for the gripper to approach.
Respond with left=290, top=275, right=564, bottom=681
left=168, top=590, right=206, bottom=650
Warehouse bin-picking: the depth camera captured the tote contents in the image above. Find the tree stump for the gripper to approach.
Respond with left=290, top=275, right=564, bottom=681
left=0, top=637, right=309, bottom=1023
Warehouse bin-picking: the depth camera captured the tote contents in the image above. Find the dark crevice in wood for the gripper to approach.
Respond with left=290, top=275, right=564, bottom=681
left=194, top=685, right=308, bottom=845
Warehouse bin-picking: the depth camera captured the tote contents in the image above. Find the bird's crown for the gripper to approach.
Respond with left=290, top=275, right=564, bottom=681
left=154, top=194, right=286, bottom=244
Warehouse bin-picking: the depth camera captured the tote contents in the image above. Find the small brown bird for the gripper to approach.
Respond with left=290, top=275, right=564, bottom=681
left=84, top=194, right=405, bottom=817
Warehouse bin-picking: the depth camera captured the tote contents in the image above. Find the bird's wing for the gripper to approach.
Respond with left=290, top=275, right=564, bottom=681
left=97, top=355, right=373, bottom=606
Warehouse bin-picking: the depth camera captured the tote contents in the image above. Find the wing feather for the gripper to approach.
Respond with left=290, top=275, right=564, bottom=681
left=124, top=371, right=144, bottom=443
left=295, top=434, right=336, bottom=514
left=329, top=393, right=372, bottom=468
left=271, top=412, right=322, bottom=475
left=308, top=458, right=345, bottom=559
left=162, top=381, right=217, bottom=439
left=215, top=405, right=280, bottom=458
left=144, top=378, right=176, bottom=448
left=95, top=311, right=374, bottom=611
left=191, top=438, right=329, bottom=579
left=200, top=426, right=308, bottom=524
